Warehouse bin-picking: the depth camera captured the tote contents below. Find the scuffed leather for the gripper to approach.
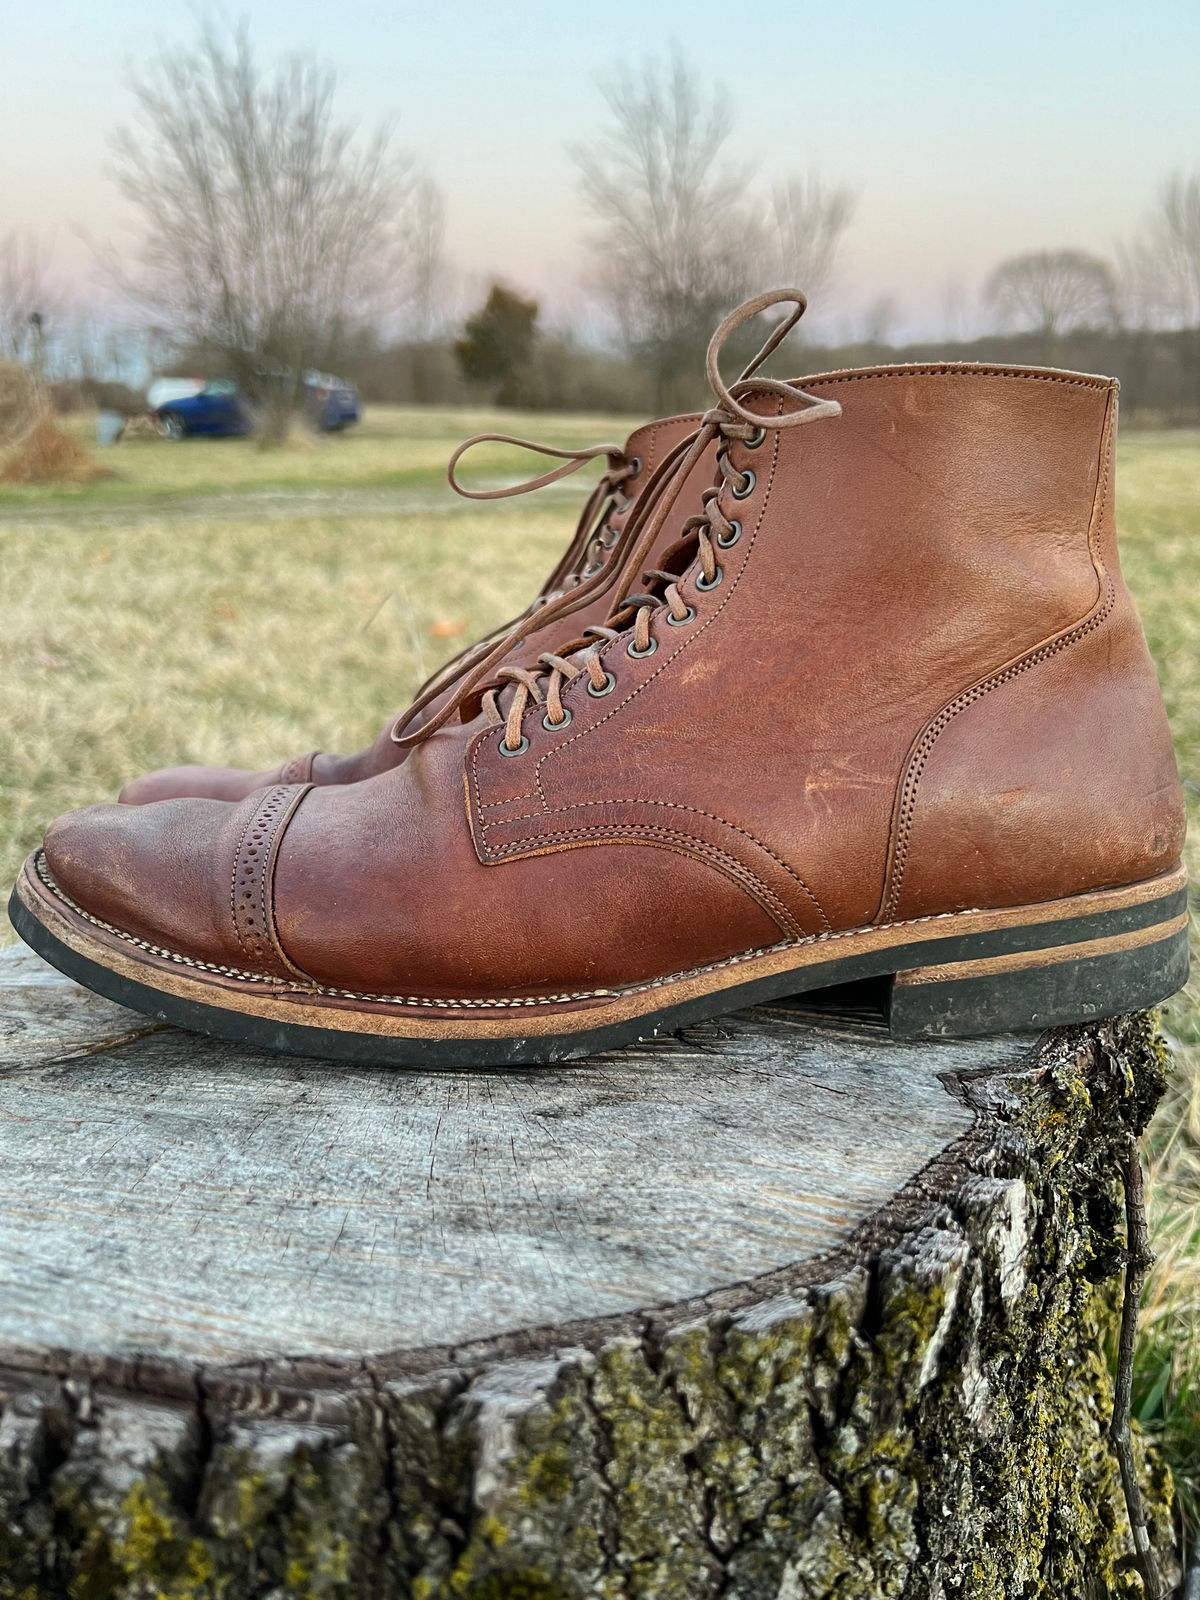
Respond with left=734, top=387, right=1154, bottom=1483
left=44, top=362, right=1186, bottom=1001
left=470, top=367, right=1143, bottom=932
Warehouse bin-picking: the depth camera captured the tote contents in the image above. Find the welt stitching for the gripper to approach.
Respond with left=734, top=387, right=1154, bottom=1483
left=881, top=392, right=1117, bottom=921
left=480, top=796, right=829, bottom=930
left=37, top=848, right=1175, bottom=1012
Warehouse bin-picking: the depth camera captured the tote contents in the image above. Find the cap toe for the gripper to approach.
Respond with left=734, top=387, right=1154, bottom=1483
left=43, top=788, right=309, bottom=979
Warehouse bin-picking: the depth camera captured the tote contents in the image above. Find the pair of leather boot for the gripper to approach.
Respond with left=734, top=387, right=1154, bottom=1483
left=11, top=290, right=1188, bottom=1065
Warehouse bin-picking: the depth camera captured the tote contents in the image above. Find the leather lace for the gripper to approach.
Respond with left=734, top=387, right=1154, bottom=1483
left=405, top=434, right=640, bottom=708
left=393, top=288, right=842, bottom=753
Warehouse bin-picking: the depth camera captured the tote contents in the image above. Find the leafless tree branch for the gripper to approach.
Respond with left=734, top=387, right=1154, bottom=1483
left=111, top=21, right=438, bottom=440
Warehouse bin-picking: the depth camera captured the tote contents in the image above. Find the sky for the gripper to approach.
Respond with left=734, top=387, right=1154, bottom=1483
left=1, top=0, right=1198, bottom=341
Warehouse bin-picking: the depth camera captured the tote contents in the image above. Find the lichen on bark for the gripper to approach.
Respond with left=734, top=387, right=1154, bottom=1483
left=0, top=1014, right=1176, bottom=1599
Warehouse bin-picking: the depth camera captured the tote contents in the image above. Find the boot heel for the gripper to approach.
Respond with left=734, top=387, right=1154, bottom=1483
left=887, top=918, right=1190, bottom=1040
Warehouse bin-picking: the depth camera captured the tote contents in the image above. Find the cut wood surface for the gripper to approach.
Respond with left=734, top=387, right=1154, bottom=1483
left=0, top=944, right=1177, bottom=1599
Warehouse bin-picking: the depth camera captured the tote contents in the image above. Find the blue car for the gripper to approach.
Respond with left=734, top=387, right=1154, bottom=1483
left=153, top=374, right=360, bottom=439
left=305, top=373, right=362, bottom=431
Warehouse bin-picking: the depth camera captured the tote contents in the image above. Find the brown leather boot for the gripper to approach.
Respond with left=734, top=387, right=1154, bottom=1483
left=118, top=412, right=713, bottom=804
left=13, top=290, right=1188, bottom=1063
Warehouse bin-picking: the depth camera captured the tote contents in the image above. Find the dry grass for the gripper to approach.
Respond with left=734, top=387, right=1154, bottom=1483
left=0, top=497, right=568, bottom=852
left=0, top=404, right=640, bottom=505
left=0, top=413, right=112, bottom=485
left=0, top=412, right=1197, bottom=1523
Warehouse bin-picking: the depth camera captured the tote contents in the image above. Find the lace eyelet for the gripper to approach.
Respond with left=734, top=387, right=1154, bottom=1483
left=716, top=519, right=742, bottom=549
left=695, top=565, right=723, bottom=591
left=627, top=636, right=658, bottom=658
left=587, top=670, right=617, bottom=697
left=731, top=467, right=756, bottom=501
left=667, top=605, right=697, bottom=627
left=582, top=562, right=601, bottom=578
left=745, top=425, right=766, bottom=449
left=498, top=734, right=529, bottom=757
left=627, top=455, right=642, bottom=476
left=542, top=707, right=573, bottom=731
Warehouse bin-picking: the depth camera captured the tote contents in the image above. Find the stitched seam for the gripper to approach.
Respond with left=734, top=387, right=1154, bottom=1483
left=486, top=824, right=802, bottom=938
left=881, top=392, right=1117, bottom=921
left=228, top=802, right=263, bottom=960
left=468, top=401, right=797, bottom=900
left=37, top=845, right=791, bottom=1006
left=261, top=786, right=316, bottom=982
left=479, top=797, right=829, bottom=931
left=532, top=407, right=782, bottom=781
left=798, top=366, right=1113, bottom=392
left=36, top=849, right=1172, bottom=1011
left=230, top=785, right=305, bottom=979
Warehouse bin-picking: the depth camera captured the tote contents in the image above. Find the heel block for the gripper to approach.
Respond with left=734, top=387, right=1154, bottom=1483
left=887, top=912, right=1190, bottom=1040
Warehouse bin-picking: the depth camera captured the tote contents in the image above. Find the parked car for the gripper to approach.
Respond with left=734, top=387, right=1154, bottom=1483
left=152, top=379, right=251, bottom=440
left=304, top=373, right=361, bottom=431
left=151, top=374, right=360, bottom=439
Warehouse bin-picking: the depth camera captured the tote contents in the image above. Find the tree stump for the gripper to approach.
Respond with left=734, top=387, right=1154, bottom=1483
left=0, top=944, right=1176, bottom=1600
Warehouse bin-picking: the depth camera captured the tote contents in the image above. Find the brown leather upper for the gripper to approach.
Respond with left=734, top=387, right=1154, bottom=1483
left=47, top=347, right=1185, bottom=1004
left=117, top=411, right=714, bottom=806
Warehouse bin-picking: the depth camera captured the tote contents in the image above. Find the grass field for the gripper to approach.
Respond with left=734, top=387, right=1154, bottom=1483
left=1, top=404, right=642, bottom=506
left=1, top=406, right=1198, bottom=1529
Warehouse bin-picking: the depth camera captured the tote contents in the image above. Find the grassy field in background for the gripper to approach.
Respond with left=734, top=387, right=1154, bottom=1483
left=1, top=408, right=1197, bottom=1527
left=0, top=404, right=642, bottom=507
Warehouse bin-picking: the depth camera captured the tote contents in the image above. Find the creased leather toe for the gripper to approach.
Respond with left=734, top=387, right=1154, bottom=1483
left=43, top=785, right=314, bottom=980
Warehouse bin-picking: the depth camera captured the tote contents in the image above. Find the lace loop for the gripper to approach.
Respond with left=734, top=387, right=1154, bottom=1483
left=396, top=287, right=842, bottom=754
left=446, top=433, right=626, bottom=501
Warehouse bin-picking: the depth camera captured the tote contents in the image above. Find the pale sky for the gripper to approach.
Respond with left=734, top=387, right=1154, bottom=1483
left=2, top=0, right=1198, bottom=340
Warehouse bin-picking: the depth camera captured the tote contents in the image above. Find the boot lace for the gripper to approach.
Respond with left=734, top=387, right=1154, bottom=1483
left=446, top=432, right=640, bottom=594
left=395, top=288, right=842, bottom=754
left=406, top=433, right=641, bottom=706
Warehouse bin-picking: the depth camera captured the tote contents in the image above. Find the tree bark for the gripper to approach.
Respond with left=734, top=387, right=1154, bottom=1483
left=0, top=947, right=1176, bottom=1599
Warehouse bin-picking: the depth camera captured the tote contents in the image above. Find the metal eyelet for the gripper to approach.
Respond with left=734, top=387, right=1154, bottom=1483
left=627, top=636, right=658, bottom=658
left=716, top=519, right=742, bottom=549
left=498, top=734, right=529, bottom=757
left=587, top=670, right=617, bottom=697
left=695, top=565, right=723, bottom=591
left=542, top=707, right=573, bottom=731
left=627, top=455, right=642, bottom=476
left=666, top=605, right=697, bottom=627
left=745, top=425, right=766, bottom=449
left=582, top=562, right=601, bottom=578
left=731, top=468, right=756, bottom=500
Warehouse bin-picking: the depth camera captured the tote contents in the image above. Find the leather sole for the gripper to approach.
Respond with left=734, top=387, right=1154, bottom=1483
left=9, top=853, right=1189, bottom=1066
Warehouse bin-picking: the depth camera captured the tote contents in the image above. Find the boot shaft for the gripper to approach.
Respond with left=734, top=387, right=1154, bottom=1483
left=469, top=361, right=1184, bottom=931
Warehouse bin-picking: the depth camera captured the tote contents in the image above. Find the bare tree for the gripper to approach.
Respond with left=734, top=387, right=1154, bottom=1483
left=574, top=51, right=760, bottom=411
left=860, top=294, right=899, bottom=347
left=767, top=174, right=854, bottom=313
left=1124, top=172, right=1200, bottom=330
left=0, top=235, right=55, bottom=368
left=408, top=178, right=448, bottom=340
left=112, top=23, right=427, bottom=442
left=985, top=248, right=1118, bottom=359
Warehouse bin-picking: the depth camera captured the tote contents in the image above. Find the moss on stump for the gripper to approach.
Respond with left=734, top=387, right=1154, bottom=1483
left=0, top=955, right=1179, bottom=1598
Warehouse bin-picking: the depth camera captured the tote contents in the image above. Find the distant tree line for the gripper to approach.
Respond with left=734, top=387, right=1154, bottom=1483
left=2, top=25, right=1197, bottom=433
